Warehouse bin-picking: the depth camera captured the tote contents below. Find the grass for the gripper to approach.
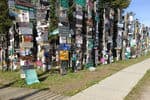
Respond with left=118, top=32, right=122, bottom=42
left=1, top=53, right=150, bottom=96
left=125, top=70, right=150, bottom=100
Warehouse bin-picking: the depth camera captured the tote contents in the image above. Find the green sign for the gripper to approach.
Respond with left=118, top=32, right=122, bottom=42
left=15, top=5, right=35, bottom=12
left=75, top=0, right=86, bottom=7
left=86, top=61, right=94, bottom=68
left=88, top=39, right=94, bottom=50
left=24, top=69, right=40, bottom=85
left=95, top=16, right=100, bottom=22
left=60, top=0, right=69, bottom=8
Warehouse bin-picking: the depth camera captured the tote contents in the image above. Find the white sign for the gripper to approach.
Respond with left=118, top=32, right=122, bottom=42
left=19, top=27, right=32, bottom=35
left=59, top=37, right=67, bottom=44
left=20, top=42, right=33, bottom=48
left=18, top=10, right=30, bottom=22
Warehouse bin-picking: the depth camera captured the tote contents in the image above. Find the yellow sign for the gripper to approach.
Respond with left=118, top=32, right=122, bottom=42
left=59, top=50, right=69, bottom=61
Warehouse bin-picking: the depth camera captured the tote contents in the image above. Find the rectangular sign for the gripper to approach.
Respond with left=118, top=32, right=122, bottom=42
left=59, top=26, right=69, bottom=37
left=24, top=69, right=40, bottom=85
left=59, top=44, right=71, bottom=50
left=59, top=50, right=69, bottom=61
left=20, top=42, right=33, bottom=48
left=19, top=27, right=33, bottom=35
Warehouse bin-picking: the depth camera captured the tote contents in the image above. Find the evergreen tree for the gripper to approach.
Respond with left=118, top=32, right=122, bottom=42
left=0, top=0, right=12, bottom=35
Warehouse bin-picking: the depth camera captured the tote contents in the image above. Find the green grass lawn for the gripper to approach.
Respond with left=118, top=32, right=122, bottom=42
left=1, top=53, right=150, bottom=96
left=125, top=70, right=150, bottom=100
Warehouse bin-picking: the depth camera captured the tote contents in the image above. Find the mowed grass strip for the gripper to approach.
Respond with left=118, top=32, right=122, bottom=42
left=125, top=69, right=150, bottom=100
left=1, top=53, right=150, bottom=96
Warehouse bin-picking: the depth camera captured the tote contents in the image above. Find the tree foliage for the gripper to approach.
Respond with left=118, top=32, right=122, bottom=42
left=49, top=0, right=58, bottom=32
left=99, top=0, right=131, bottom=8
left=0, top=0, right=12, bottom=35
left=112, top=0, right=131, bottom=8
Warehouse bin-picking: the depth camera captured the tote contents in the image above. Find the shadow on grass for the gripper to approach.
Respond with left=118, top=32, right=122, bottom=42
left=10, top=88, right=50, bottom=100
left=39, top=74, right=49, bottom=82
left=38, top=71, right=49, bottom=77
left=0, top=81, right=16, bottom=89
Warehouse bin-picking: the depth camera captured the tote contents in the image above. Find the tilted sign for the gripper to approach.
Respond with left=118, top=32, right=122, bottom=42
left=24, top=69, right=40, bottom=85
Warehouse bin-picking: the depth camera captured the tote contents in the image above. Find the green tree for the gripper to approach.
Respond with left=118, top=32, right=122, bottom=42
left=0, top=0, right=13, bottom=70
left=0, top=0, right=12, bottom=35
left=49, top=0, right=58, bottom=32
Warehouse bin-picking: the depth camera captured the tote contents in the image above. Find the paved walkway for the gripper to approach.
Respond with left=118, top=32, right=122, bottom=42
left=69, top=58, right=150, bottom=100
left=0, top=87, right=68, bottom=100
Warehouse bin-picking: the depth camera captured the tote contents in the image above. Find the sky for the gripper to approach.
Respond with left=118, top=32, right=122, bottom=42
left=126, top=0, right=150, bottom=27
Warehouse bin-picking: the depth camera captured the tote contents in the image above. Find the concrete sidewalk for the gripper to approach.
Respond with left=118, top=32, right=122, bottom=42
left=69, top=58, right=150, bottom=100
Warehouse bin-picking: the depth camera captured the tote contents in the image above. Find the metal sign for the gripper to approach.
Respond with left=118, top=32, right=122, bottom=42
left=19, top=27, right=33, bottom=35
left=59, top=26, right=69, bottom=37
left=59, top=50, right=69, bottom=61
left=15, top=5, right=35, bottom=12
left=59, top=44, right=71, bottom=50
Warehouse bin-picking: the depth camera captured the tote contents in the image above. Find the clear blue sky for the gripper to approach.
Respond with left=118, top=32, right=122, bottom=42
left=126, top=0, right=150, bottom=26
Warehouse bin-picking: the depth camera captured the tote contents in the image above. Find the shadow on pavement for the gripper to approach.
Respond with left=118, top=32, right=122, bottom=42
left=0, top=81, right=16, bottom=89
left=10, top=88, right=49, bottom=100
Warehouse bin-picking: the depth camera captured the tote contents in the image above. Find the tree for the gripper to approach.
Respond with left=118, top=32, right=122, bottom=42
left=0, top=0, right=12, bottom=70
left=49, top=0, right=58, bottom=32
left=0, top=0, right=12, bottom=35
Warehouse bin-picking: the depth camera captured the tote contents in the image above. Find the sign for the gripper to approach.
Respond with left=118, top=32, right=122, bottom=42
left=15, top=5, right=35, bottom=12
left=59, top=50, right=69, bottom=61
left=59, top=26, right=69, bottom=37
left=59, top=0, right=69, bottom=8
left=88, top=39, right=94, bottom=50
left=59, top=44, right=71, bottom=50
left=24, top=69, right=40, bottom=85
left=76, top=35, right=83, bottom=44
left=29, top=11, right=35, bottom=19
left=8, top=0, right=15, bottom=8
left=20, top=42, right=33, bottom=48
left=75, top=0, right=86, bottom=7
left=17, top=10, right=30, bottom=22
left=59, top=37, right=67, bottom=43
left=19, top=27, right=32, bottom=35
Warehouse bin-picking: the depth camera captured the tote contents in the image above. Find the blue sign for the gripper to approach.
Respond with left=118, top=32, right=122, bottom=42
left=24, top=69, right=40, bottom=85
left=59, top=44, right=71, bottom=50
